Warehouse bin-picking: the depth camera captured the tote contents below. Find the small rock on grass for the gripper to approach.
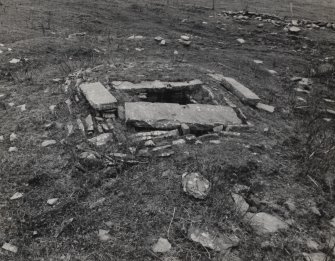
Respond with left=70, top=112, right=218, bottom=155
left=231, top=193, right=249, bottom=215
left=172, top=139, right=186, bottom=146
left=302, top=252, right=327, bottom=261
left=88, top=133, right=113, bottom=146
left=8, top=147, right=18, bottom=152
left=98, top=229, right=111, bottom=242
left=9, top=133, right=17, bottom=142
left=244, top=212, right=288, bottom=234
left=181, top=123, right=190, bottom=135
left=0, top=135, right=4, bottom=142
left=253, top=59, right=263, bottom=64
left=188, top=226, right=239, bottom=252
left=157, top=150, right=175, bottom=158
left=256, top=103, right=275, bottom=113
left=144, top=140, right=155, bottom=147
left=47, top=198, right=58, bottom=206
left=152, top=238, right=171, bottom=253
left=2, top=242, right=18, bottom=253
left=237, top=38, right=245, bottom=44
left=182, top=172, right=210, bottom=199
left=41, top=140, right=57, bottom=147
left=209, top=140, right=221, bottom=144
left=10, top=192, right=23, bottom=200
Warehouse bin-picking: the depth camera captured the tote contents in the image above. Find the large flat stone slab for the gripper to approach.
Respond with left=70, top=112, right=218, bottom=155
left=209, top=74, right=260, bottom=105
left=112, top=80, right=202, bottom=92
left=80, top=82, right=117, bottom=111
left=125, top=102, right=242, bottom=130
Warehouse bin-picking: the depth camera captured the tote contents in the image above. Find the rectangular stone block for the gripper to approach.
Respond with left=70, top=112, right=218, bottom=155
left=125, top=102, right=242, bottom=131
left=209, top=74, right=260, bottom=105
left=80, top=82, right=117, bottom=111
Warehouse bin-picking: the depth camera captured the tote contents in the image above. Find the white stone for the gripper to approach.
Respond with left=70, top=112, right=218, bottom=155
left=98, top=229, right=111, bottom=241
left=9, top=58, right=20, bottom=64
left=173, top=139, right=186, bottom=146
left=2, top=243, right=18, bottom=253
left=8, top=102, right=15, bottom=107
left=49, top=105, right=56, bottom=113
left=182, top=172, right=210, bottom=199
left=88, top=133, right=113, bottom=146
left=209, top=140, right=221, bottom=144
left=17, top=104, right=26, bottom=111
left=289, top=26, right=301, bottom=33
left=256, top=103, right=275, bottom=113
left=41, top=140, right=57, bottom=147
left=79, top=82, right=117, bottom=111
left=232, top=193, right=249, bottom=215
left=10, top=192, right=23, bottom=200
left=9, top=133, right=17, bottom=142
left=253, top=60, right=263, bottom=64
left=180, top=35, right=190, bottom=41
left=0, top=135, right=3, bottom=142
left=152, top=238, right=171, bottom=253
left=47, top=198, right=58, bottom=205
left=8, top=147, right=18, bottom=152
left=209, top=74, right=260, bottom=105
left=244, top=212, right=288, bottom=234
left=267, top=69, right=277, bottom=75
left=237, top=38, right=245, bottom=44
left=144, top=140, right=155, bottom=147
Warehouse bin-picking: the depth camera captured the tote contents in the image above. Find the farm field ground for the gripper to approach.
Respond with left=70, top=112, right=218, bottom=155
left=0, top=0, right=335, bottom=260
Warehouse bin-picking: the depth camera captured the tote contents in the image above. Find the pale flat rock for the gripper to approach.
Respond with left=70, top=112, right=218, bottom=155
left=188, top=226, right=239, bottom=251
left=209, top=74, right=260, bottom=105
left=112, top=79, right=202, bottom=92
left=8, top=147, right=18, bottom=152
left=80, top=82, right=117, bottom=111
left=172, top=139, right=186, bottom=145
left=47, top=198, right=58, bottom=205
left=256, top=103, right=275, bottom=113
left=125, top=102, right=242, bottom=131
left=182, top=172, right=210, bottom=199
left=88, top=133, right=113, bottom=146
left=302, top=252, right=327, bottom=261
left=152, top=238, right=171, bottom=253
left=98, top=229, right=111, bottom=241
left=41, top=140, right=57, bottom=147
left=244, top=212, right=288, bottom=234
left=10, top=192, right=23, bottom=200
left=2, top=243, right=18, bottom=253
left=237, top=38, right=246, bottom=44
left=232, top=193, right=249, bottom=215
left=253, top=60, right=263, bottom=64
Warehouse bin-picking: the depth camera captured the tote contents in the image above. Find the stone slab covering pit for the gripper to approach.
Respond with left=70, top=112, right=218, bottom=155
left=125, top=102, right=242, bottom=131
left=79, top=82, right=117, bottom=111
left=209, top=74, right=260, bottom=105
left=112, top=80, right=202, bottom=92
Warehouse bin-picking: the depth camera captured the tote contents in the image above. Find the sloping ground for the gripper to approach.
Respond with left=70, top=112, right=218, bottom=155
left=0, top=0, right=335, bottom=260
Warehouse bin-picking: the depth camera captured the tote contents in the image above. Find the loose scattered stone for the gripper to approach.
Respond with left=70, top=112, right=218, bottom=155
left=157, top=150, right=175, bottom=158
left=17, top=104, right=26, bottom=112
left=125, top=102, right=241, bottom=131
left=232, top=193, right=249, bottom=215
left=144, top=140, right=155, bottom=147
left=302, top=252, right=327, bottom=261
left=76, top=119, right=86, bottom=135
left=172, top=139, right=186, bottom=146
left=10, top=133, right=17, bottom=142
left=152, top=238, right=171, bottom=253
left=329, top=217, right=335, bottom=228
left=185, top=134, right=196, bottom=142
left=152, top=145, right=172, bottom=152
left=88, top=133, right=113, bottom=146
left=178, top=39, right=191, bottom=46
left=188, top=226, right=239, bottom=252
left=180, top=35, right=190, bottom=41
left=198, top=133, right=219, bottom=141
left=291, top=76, right=303, bottom=82
left=47, top=198, right=58, bottom=206
left=182, top=172, right=210, bottom=199
left=237, top=38, right=246, bottom=44
left=209, top=140, right=221, bottom=144
left=128, top=35, right=144, bottom=40
left=0, top=135, right=3, bottom=142
left=154, top=36, right=164, bottom=42
left=256, top=103, right=275, bottom=113
left=254, top=59, right=263, bottom=64
left=213, top=125, right=224, bottom=133
left=8, top=147, right=18, bottom=152
left=10, top=192, right=23, bottom=200
left=85, top=114, right=94, bottom=133
left=9, top=58, right=21, bottom=64
left=209, top=74, right=260, bottom=105
left=98, top=229, right=111, bottom=242
left=2, top=243, right=18, bottom=253
left=66, top=123, right=74, bottom=136
left=41, top=140, right=57, bottom=147
left=306, top=239, right=320, bottom=250
left=181, top=123, right=190, bottom=135
left=289, top=26, right=301, bottom=33
left=267, top=69, right=278, bottom=75
left=244, top=212, right=288, bottom=234
left=79, top=82, right=117, bottom=111
left=49, top=105, right=56, bottom=113
left=8, top=102, right=15, bottom=107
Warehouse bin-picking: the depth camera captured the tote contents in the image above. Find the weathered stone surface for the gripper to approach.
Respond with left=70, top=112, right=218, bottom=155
left=41, top=140, right=57, bottom=147
left=256, top=103, right=275, bottom=113
left=152, top=238, right=171, bottom=253
left=2, top=243, right=18, bottom=253
left=125, top=102, right=241, bottom=131
left=232, top=193, right=249, bottom=215
left=80, top=82, right=117, bottom=111
left=302, top=252, right=327, bottom=261
left=188, top=226, right=239, bottom=252
left=112, top=79, right=202, bottom=92
left=209, top=74, right=260, bottom=105
left=88, top=133, right=113, bottom=146
left=182, top=172, right=210, bottom=199
left=244, top=212, right=288, bottom=234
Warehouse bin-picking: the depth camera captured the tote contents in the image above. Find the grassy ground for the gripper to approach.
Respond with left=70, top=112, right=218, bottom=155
left=0, top=0, right=335, bottom=260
